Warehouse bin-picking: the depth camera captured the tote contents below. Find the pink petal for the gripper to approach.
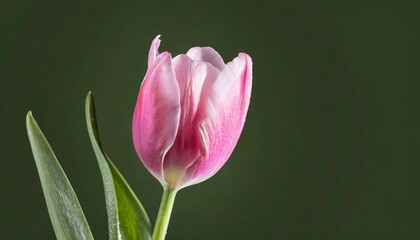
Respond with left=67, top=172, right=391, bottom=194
left=184, top=53, right=252, bottom=187
left=132, top=52, right=181, bottom=182
left=148, top=35, right=161, bottom=68
left=163, top=54, right=220, bottom=172
left=186, top=47, right=225, bottom=70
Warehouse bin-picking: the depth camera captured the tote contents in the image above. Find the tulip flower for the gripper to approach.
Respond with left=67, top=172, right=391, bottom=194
left=133, top=35, right=252, bottom=190
left=132, top=35, right=252, bottom=240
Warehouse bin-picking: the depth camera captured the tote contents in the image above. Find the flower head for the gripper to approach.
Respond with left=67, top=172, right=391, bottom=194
left=132, top=36, right=252, bottom=190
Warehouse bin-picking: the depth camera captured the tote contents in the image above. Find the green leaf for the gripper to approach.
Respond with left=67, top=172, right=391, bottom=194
left=85, top=92, right=152, bottom=240
left=26, top=112, right=94, bottom=240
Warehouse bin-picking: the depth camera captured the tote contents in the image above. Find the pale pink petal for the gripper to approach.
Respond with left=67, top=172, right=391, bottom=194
left=148, top=35, right=161, bottom=68
left=171, top=54, right=220, bottom=125
left=132, top=52, right=181, bottom=182
left=186, top=47, right=225, bottom=70
left=183, top=53, right=252, bottom=187
left=163, top=55, right=220, bottom=178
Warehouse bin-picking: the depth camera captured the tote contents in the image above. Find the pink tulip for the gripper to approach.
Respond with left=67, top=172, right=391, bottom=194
left=132, top=36, right=252, bottom=190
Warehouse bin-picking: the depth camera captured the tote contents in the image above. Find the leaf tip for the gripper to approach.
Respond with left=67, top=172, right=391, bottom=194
left=86, top=91, right=94, bottom=105
left=26, top=111, right=35, bottom=126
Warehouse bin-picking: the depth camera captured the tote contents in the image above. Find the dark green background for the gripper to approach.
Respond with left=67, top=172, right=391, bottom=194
left=1, top=1, right=419, bottom=239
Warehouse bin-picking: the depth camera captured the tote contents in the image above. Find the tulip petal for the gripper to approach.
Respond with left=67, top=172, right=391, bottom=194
left=185, top=53, right=252, bottom=186
left=172, top=54, right=220, bottom=126
left=132, top=52, right=180, bottom=182
left=187, top=47, right=225, bottom=70
left=163, top=55, right=220, bottom=172
left=148, top=35, right=161, bottom=68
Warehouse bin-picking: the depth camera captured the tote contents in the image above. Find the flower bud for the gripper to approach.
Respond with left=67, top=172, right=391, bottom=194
left=132, top=36, right=252, bottom=190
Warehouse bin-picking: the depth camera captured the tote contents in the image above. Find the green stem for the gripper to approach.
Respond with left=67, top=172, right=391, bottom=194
left=152, top=188, right=177, bottom=240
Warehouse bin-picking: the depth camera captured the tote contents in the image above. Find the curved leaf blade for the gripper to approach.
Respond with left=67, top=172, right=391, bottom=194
left=26, top=112, right=94, bottom=240
left=85, top=92, right=152, bottom=240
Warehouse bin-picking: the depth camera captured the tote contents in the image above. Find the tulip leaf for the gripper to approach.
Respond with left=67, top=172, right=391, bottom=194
left=85, top=92, right=152, bottom=240
left=26, top=112, right=94, bottom=240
